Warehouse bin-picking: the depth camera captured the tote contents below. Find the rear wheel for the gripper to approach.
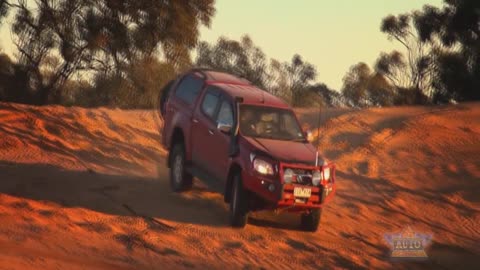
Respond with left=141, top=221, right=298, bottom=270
left=300, top=209, right=322, bottom=232
left=169, top=143, right=193, bottom=192
left=230, top=173, right=249, bottom=228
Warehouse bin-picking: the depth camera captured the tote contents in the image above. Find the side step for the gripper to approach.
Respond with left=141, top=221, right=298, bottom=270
left=187, top=165, right=225, bottom=194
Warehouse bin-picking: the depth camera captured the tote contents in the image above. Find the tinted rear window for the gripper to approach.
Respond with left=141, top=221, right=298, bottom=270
left=175, top=75, right=203, bottom=105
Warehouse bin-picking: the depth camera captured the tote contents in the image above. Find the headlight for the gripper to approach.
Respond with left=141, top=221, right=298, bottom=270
left=322, top=167, right=331, bottom=181
left=283, top=168, right=294, bottom=183
left=312, top=171, right=321, bottom=186
left=253, top=159, right=274, bottom=175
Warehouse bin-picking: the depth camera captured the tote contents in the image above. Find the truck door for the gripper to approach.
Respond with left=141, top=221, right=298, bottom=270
left=164, top=74, right=204, bottom=156
left=210, top=96, right=235, bottom=180
left=191, top=87, right=221, bottom=173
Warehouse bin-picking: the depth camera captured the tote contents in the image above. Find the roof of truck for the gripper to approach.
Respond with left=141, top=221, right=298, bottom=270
left=192, top=69, right=251, bottom=84
left=191, top=69, right=290, bottom=109
left=214, top=83, right=290, bottom=109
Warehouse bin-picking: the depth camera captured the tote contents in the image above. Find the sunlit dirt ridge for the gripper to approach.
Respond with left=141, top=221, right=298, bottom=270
left=0, top=102, right=479, bottom=270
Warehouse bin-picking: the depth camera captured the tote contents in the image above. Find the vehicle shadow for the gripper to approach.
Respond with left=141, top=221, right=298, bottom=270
left=0, top=160, right=312, bottom=231
left=248, top=214, right=302, bottom=231
left=0, top=161, right=229, bottom=227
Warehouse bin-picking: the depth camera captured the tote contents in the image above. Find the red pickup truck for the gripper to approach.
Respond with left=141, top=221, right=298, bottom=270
left=160, top=69, right=336, bottom=231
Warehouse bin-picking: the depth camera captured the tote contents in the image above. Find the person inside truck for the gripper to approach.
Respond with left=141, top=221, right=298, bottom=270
left=240, top=108, right=258, bottom=135
left=255, top=113, right=278, bottom=135
left=240, top=107, right=284, bottom=138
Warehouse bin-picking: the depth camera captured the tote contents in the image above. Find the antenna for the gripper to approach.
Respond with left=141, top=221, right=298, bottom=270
left=315, top=93, right=323, bottom=167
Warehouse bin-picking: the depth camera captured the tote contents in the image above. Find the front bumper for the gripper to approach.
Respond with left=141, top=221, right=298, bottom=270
left=277, top=182, right=336, bottom=210
left=242, top=162, right=336, bottom=211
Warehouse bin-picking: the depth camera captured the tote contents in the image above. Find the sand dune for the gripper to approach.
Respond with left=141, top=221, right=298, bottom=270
left=0, top=102, right=479, bottom=270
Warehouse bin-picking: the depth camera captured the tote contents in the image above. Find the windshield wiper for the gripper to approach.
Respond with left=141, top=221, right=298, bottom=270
left=257, top=134, right=275, bottom=139
left=254, top=134, right=306, bottom=142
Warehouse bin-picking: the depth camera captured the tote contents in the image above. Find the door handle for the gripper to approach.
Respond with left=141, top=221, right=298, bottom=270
left=208, top=129, right=214, bottom=135
left=192, top=118, right=199, bottom=123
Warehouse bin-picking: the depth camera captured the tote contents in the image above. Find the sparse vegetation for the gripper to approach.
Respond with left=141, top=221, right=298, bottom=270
left=0, top=0, right=478, bottom=108
left=0, top=0, right=214, bottom=107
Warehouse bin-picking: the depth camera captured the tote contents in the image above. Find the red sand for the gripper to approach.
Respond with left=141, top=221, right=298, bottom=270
left=0, top=102, right=479, bottom=270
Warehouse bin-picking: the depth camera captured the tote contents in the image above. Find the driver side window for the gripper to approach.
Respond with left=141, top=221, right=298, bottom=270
left=217, top=100, right=233, bottom=126
left=201, top=90, right=220, bottom=120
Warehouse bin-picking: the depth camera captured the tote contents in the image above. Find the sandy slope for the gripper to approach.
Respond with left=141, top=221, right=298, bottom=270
left=0, top=102, right=479, bottom=270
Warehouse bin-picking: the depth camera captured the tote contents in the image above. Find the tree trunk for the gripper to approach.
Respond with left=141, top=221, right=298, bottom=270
left=37, top=86, right=50, bottom=105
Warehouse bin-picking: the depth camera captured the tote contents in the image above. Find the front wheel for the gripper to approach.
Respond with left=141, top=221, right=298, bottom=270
left=230, top=174, right=249, bottom=228
left=169, top=143, right=193, bottom=192
left=300, top=209, right=322, bottom=232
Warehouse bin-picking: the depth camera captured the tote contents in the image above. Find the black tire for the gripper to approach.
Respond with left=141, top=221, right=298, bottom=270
left=169, top=143, right=193, bottom=192
left=229, top=173, right=249, bottom=228
left=300, top=209, right=322, bottom=232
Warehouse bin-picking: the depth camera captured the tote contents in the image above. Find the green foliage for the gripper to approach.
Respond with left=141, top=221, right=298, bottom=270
left=6, top=0, right=475, bottom=109
left=307, top=83, right=344, bottom=108
left=431, top=51, right=479, bottom=102
left=376, top=0, right=479, bottom=103
left=393, top=87, right=428, bottom=105
left=0, top=0, right=7, bottom=24
left=0, top=51, right=32, bottom=103
left=342, top=62, right=371, bottom=107
left=414, top=0, right=480, bottom=102
left=368, top=73, right=396, bottom=106
left=195, top=36, right=321, bottom=107
left=381, top=14, right=411, bottom=41
left=79, top=57, right=176, bottom=109
left=0, top=52, right=11, bottom=99
left=3, top=0, right=215, bottom=104
left=0, top=52, right=12, bottom=74
left=285, top=54, right=317, bottom=107
left=379, top=13, right=434, bottom=97
left=341, top=62, right=395, bottom=107
left=196, top=35, right=269, bottom=88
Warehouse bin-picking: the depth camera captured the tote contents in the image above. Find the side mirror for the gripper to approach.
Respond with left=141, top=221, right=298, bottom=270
left=305, top=130, right=314, bottom=143
left=217, top=122, right=233, bottom=134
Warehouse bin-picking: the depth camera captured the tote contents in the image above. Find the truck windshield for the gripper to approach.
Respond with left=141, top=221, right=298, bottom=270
left=239, top=105, right=306, bottom=142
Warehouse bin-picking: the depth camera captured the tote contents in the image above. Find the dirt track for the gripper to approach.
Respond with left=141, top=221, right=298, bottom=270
left=0, top=102, right=479, bottom=270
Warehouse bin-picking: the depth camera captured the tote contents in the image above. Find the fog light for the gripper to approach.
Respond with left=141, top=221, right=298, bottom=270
left=323, top=167, right=330, bottom=181
left=268, top=184, right=275, bottom=192
left=283, top=169, right=294, bottom=184
left=312, top=171, right=321, bottom=186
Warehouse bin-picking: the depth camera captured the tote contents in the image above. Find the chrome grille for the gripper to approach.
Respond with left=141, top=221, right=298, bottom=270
left=285, top=168, right=313, bottom=186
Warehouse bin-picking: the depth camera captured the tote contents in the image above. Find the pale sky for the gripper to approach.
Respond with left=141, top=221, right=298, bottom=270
left=0, top=0, right=444, bottom=90
left=198, top=0, right=443, bottom=90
